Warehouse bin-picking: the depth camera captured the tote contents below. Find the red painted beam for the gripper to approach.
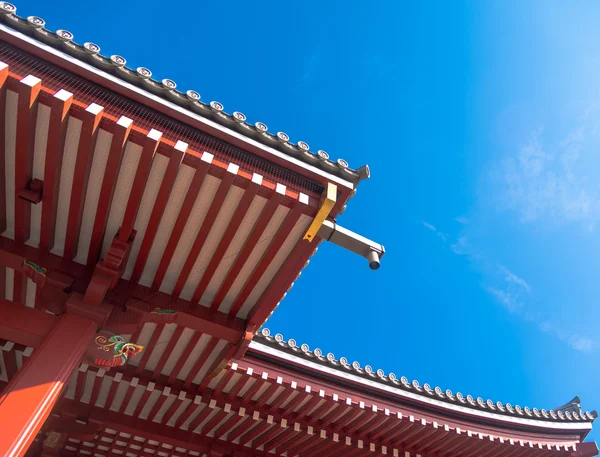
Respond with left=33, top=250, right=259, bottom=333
left=294, top=432, right=331, bottom=457
left=73, top=364, right=89, bottom=403
left=151, top=152, right=212, bottom=290
left=423, top=427, right=462, bottom=455
left=12, top=267, right=25, bottom=306
left=379, top=415, right=416, bottom=445
left=227, top=202, right=303, bottom=318
left=238, top=418, right=272, bottom=446
left=87, top=369, right=105, bottom=411
left=227, top=373, right=251, bottom=399
left=172, top=163, right=239, bottom=298
left=135, top=323, right=165, bottom=376
left=63, top=103, right=104, bottom=260
left=187, top=401, right=216, bottom=432
left=248, top=237, right=316, bottom=327
left=199, top=346, right=235, bottom=393
left=343, top=405, right=377, bottom=434
left=306, top=438, right=342, bottom=457
left=183, top=337, right=219, bottom=389
left=102, top=372, right=123, bottom=411
left=368, top=412, right=403, bottom=442
left=160, top=390, right=186, bottom=425
left=252, top=421, right=287, bottom=449
left=167, top=331, right=201, bottom=385
left=133, top=382, right=156, bottom=418
left=0, top=265, right=5, bottom=300
left=212, top=369, right=235, bottom=396
left=147, top=386, right=171, bottom=422
left=0, top=62, right=9, bottom=235
left=0, top=298, right=57, bottom=347
left=152, top=325, right=183, bottom=379
left=118, top=129, right=162, bottom=243
left=0, top=247, right=46, bottom=280
left=263, top=425, right=302, bottom=453
left=226, top=414, right=258, bottom=443
left=191, top=173, right=262, bottom=303
left=210, top=190, right=284, bottom=311
left=14, top=74, right=41, bottom=245
left=125, top=295, right=244, bottom=344
left=87, top=116, right=133, bottom=265
left=39, top=90, right=73, bottom=253
left=58, top=399, right=286, bottom=457
left=212, top=411, right=246, bottom=440
left=295, top=391, right=325, bottom=421
left=173, top=396, right=201, bottom=429
left=1, top=340, right=19, bottom=383
left=0, top=313, right=96, bottom=457
left=130, top=141, right=186, bottom=283
left=403, top=423, right=438, bottom=452
left=285, top=430, right=320, bottom=456
left=118, top=377, right=139, bottom=414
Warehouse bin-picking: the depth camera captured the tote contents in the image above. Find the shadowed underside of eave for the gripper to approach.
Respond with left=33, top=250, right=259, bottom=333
left=0, top=61, right=320, bottom=326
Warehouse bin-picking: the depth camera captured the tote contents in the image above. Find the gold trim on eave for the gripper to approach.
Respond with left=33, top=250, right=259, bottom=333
left=303, top=182, right=337, bottom=242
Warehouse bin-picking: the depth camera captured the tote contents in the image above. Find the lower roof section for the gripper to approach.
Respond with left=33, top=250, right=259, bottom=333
left=251, top=330, right=597, bottom=437
left=2, top=334, right=597, bottom=457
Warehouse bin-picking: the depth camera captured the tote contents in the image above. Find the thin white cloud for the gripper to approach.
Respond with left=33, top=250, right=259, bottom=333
left=419, top=218, right=595, bottom=352
left=498, top=121, right=600, bottom=229
left=498, top=265, right=530, bottom=291
left=540, top=321, right=595, bottom=353
left=570, top=336, right=595, bottom=352
left=450, top=236, right=469, bottom=255
left=487, top=280, right=596, bottom=352
left=455, top=216, right=470, bottom=224
left=421, top=221, right=437, bottom=231
left=485, top=286, right=523, bottom=313
left=484, top=265, right=529, bottom=313
left=421, top=220, right=447, bottom=242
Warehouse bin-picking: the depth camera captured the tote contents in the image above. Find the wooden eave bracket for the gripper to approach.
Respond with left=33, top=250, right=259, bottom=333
left=303, top=182, right=337, bottom=242
left=83, top=230, right=136, bottom=305
left=18, top=178, right=43, bottom=204
left=232, top=325, right=258, bottom=361
left=571, top=442, right=599, bottom=457
left=37, top=271, right=74, bottom=315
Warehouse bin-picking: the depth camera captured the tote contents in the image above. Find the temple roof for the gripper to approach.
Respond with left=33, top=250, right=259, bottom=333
left=0, top=2, right=369, bottom=187
left=254, top=329, right=598, bottom=426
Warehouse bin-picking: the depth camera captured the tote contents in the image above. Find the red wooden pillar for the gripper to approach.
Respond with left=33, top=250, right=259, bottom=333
left=0, top=313, right=96, bottom=457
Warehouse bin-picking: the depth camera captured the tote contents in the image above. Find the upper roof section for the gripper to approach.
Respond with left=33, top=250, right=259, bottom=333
left=253, top=329, right=598, bottom=429
left=0, top=2, right=369, bottom=192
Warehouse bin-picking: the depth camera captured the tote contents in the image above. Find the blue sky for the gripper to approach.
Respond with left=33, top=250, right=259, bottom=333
left=24, top=0, right=599, bottom=440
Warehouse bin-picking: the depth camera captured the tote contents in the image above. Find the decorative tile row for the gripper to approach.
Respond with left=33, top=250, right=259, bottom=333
left=0, top=3, right=370, bottom=186
left=256, top=329, right=598, bottom=423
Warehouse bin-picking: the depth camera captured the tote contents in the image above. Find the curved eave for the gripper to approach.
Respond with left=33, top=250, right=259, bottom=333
left=248, top=339, right=595, bottom=437
left=0, top=10, right=365, bottom=197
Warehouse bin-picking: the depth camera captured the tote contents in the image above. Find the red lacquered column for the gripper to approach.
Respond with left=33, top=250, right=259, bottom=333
left=0, top=313, right=96, bottom=457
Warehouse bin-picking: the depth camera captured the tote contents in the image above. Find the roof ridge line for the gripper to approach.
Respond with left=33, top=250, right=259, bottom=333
left=255, top=328, right=598, bottom=424
left=0, top=2, right=370, bottom=185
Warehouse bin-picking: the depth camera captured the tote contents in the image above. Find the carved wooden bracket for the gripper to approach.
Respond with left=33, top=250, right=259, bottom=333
left=232, top=324, right=257, bottom=361
left=83, top=230, right=136, bottom=306
left=18, top=178, right=43, bottom=204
